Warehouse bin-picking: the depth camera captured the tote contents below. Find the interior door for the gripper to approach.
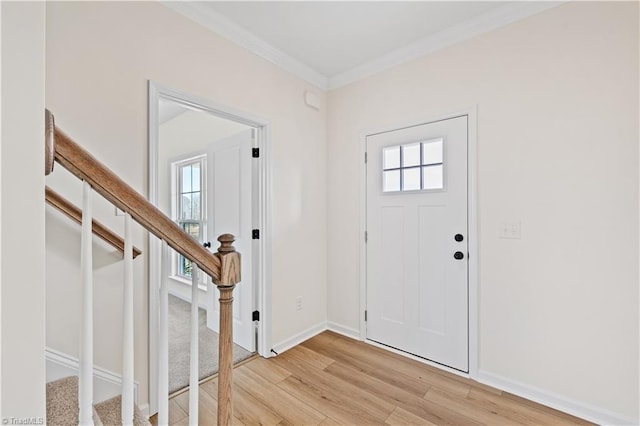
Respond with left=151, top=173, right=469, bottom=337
left=206, top=129, right=254, bottom=352
left=366, top=115, right=468, bottom=372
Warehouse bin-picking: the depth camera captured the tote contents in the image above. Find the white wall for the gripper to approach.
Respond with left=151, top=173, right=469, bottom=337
left=327, top=2, right=638, bottom=423
left=45, top=1, right=327, bottom=409
left=1, top=1, right=46, bottom=419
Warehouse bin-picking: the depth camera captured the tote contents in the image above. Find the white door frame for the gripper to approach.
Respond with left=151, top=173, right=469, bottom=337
left=147, top=81, right=273, bottom=414
left=359, top=107, right=478, bottom=379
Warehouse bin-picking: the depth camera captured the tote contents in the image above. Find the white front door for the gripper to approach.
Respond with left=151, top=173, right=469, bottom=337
left=366, top=115, right=468, bottom=372
left=206, top=129, right=254, bottom=352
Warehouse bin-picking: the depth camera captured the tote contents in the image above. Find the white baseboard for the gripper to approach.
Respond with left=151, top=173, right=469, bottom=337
left=327, top=321, right=360, bottom=340
left=476, top=370, right=637, bottom=426
left=271, top=321, right=327, bottom=355
left=168, top=279, right=209, bottom=310
left=46, top=348, right=140, bottom=406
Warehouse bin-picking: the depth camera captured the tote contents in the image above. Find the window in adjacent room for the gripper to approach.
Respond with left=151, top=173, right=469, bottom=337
left=171, top=155, right=206, bottom=281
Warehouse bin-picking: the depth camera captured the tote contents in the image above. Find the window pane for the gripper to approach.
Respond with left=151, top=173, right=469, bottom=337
left=423, top=139, right=443, bottom=165
left=383, top=146, right=400, bottom=170
left=423, top=165, right=444, bottom=190
left=191, top=163, right=200, bottom=192
left=402, top=143, right=421, bottom=167
left=191, top=193, right=200, bottom=221
left=403, top=167, right=421, bottom=191
left=383, top=170, right=400, bottom=192
left=179, top=222, right=200, bottom=277
left=181, top=193, right=192, bottom=220
left=182, top=165, right=192, bottom=193
left=180, top=256, right=192, bottom=277
left=182, top=222, right=201, bottom=240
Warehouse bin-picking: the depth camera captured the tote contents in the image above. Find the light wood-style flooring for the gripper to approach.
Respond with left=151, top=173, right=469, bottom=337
left=154, top=331, right=591, bottom=425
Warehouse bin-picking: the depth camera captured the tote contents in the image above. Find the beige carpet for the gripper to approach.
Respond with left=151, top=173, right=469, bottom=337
left=94, top=395, right=149, bottom=425
left=46, top=376, right=81, bottom=426
left=46, top=375, right=148, bottom=426
left=168, top=295, right=253, bottom=394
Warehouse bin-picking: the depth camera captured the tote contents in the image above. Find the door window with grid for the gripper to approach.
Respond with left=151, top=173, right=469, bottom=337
left=382, top=138, right=444, bottom=192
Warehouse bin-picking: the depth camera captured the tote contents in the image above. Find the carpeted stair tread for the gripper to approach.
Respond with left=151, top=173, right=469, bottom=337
left=94, top=395, right=150, bottom=426
left=47, top=375, right=148, bottom=426
left=46, top=376, right=80, bottom=426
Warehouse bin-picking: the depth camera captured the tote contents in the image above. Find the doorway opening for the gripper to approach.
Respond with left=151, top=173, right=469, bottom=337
left=148, top=82, right=272, bottom=412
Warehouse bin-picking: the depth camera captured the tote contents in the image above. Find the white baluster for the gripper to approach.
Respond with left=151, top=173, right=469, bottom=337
left=157, top=243, right=170, bottom=425
left=79, top=181, right=94, bottom=425
left=121, top=213, right=134, bottom=425
left=189, top=265, right=199, bottom=425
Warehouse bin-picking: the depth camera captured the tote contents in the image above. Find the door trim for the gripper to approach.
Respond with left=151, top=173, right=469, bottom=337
left=359, top=107, right=478, bottom=379
left=147, top=81, right=273, bottom=414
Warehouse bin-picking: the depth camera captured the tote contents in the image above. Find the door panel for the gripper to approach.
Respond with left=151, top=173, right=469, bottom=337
left=366, top=116, right=468, bottom=372
left=212, top=147, right=241, bottom=236
left=380, top=206, right=405, bottom=324
left=207, top=129, right=254, bottom=351
left=418, top=204, right=447, bottom=335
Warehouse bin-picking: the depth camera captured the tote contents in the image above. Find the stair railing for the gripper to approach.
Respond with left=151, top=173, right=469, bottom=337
left=45, top=109, right=241, bottom=425
left=45, top=186, right=142, bottom=258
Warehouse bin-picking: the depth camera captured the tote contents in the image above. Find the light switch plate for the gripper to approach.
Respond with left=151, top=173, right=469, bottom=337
left=500, top=222, right=521, bottom=239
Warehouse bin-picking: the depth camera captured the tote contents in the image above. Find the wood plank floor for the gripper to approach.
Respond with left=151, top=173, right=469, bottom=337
left=152, top=331, right=592, bottom=425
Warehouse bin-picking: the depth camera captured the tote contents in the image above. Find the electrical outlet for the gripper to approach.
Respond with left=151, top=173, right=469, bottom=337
left=295, top=296, right=303, bottom=311
left=500, top=222, right=521, bottom=239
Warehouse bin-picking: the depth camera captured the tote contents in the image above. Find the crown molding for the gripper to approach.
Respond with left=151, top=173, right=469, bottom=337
left=162, top=1, right=329, bottom=90
left=163, top=1, right=566, bottom=93
left=329, top=1, right=567, bottom=90
left=328, top=1, right=566, bottom=90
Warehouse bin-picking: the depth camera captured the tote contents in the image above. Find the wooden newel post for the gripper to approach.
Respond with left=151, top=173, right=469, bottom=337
left=213, top=234, right=241, bottom=426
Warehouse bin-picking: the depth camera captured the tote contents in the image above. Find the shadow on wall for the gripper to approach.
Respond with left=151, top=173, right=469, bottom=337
left=46, top=206, right=128, bottom=270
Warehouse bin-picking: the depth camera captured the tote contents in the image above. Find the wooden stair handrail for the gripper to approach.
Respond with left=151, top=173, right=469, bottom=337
left=44, top=109, right=223, bottom=281
left=45, top=109, right=241, bottom=425
left=45, top=186, right=142, bottom=259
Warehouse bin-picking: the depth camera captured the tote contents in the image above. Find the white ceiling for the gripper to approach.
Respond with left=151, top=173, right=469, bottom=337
left=201, top=2, right=507, bottom=77
left=164, top=1, right=564, bottom=90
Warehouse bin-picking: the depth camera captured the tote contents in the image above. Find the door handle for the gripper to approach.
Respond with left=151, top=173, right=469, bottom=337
left=453, top=251, right=464, bottom=260
left=203, top=241, right=211, bottom=248
left=454, top=234, right=464, bottom=242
